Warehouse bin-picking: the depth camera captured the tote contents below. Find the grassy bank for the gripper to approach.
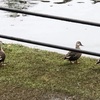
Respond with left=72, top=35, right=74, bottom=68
left=0, top=44, right=100, bottom=100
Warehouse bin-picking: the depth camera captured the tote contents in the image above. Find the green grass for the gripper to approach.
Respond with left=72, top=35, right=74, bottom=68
left=0, top=43, right=100, bottom=100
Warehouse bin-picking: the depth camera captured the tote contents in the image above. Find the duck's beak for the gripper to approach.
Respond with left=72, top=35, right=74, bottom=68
left=80, top=43, right=83, bottom=46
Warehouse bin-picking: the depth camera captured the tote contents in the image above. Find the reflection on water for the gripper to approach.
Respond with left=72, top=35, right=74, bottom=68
left=0, top=0, right=96, bottom=18
left=53, top=0, right=72, bottom=4
left=91, top=0, right=100, bottom=4
left=5, top=0, right=29, bottom=9
left=0, top=0, right=74, bottom=17
left=1, top=0, right=40, bottom=17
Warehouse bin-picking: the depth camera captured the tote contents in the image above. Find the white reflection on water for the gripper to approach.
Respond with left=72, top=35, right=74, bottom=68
left=0, top=0, right=100, bottom=58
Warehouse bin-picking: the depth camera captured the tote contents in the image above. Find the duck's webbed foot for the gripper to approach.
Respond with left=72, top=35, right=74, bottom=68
left=74, top=60, right=80, bottom=64
left=70, top=61, right=74, bottom=64
left=0, top=62, right=6, bottom=67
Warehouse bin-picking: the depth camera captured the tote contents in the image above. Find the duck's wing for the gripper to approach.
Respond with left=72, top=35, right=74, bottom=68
left=0, top=56, right=2, bottom=61
left=64, top=51, right=77, bottom=59
left=0, top=51, right=6, bottom=62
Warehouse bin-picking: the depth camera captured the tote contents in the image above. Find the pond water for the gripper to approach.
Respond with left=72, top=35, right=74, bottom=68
left=0, top=0, right=100, bottom=58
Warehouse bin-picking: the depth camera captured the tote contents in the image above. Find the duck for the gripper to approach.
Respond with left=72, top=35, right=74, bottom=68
left=64, top=41, right=83, bottom=64
left=0, top=41, right=6, bottom=66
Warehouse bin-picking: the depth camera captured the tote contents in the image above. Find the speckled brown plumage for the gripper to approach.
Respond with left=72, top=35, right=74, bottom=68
left=0, top=41, right=6, bottom=66
left=64, top=41, right=83, bottom=64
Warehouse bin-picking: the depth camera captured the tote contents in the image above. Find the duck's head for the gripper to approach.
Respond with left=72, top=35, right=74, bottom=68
left=76, top=41, right=83, bottom=48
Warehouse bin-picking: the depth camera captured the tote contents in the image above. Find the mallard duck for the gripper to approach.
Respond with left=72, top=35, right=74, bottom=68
left=0, top=41, right=6, bottom=66
left=64, top=41, right=83, bottom=64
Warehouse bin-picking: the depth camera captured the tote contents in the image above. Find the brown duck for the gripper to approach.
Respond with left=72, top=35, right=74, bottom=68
left=64, top=41, right=83, bottom=64
left=0, top=41, right=6, bottom=66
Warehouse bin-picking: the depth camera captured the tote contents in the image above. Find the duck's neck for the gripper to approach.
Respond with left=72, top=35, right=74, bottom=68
left=76, top=45, right=80, bottom=49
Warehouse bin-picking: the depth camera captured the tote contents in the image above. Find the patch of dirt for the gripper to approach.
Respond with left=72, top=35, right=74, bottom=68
left=0, top=84, right=76, bottom=100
